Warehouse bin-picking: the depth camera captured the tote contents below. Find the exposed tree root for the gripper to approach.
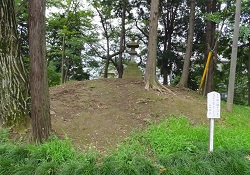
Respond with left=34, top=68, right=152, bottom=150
left=158, top=82, right=176, bottom=95
left=145, top=79, right=176, bottom=95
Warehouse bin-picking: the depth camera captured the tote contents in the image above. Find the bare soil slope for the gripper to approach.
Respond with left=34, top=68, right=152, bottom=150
left=49, top=78, right=208, bottom=151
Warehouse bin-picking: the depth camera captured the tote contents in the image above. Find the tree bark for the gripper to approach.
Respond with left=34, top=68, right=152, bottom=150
left=61, top=0, right=72, bottom=84
left=162, top=66, right=168, bottom=85
left=29, top=0, right=51, bottom=142
left=177, top=0, right=195, bottom=88
left=104, top=38, right=110, bottom=78
left=160, top=1, right=179, bottom=85
left=0, top=0, right=29, bottom=127
left=145, top=0, right=160, bottom=90
left=61, top=33, right=66, bottom=84
left=161, top=17, right=169, bottom=85
left=203, top=0, right=217, bottom=95
left=118, top=0, right=126, bottom=78
left=227, top=0, right=241, bottom=112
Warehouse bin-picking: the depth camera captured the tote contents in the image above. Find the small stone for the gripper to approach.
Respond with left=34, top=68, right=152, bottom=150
left=50, top=110, right=56, bottom=115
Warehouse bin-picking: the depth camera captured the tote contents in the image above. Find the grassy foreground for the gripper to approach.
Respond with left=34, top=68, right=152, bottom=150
left=0, top=104, right=250, bottom=175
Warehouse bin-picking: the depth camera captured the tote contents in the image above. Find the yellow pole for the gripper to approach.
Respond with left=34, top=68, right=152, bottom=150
left=198, top=51, right=213, bottom=93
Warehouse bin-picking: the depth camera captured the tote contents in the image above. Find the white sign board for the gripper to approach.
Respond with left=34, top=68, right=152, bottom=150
left=207, top=91, right=221, bottom=119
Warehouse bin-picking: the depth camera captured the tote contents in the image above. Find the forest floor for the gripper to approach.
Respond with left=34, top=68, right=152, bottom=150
left=47, top=78, right=208, bottom=152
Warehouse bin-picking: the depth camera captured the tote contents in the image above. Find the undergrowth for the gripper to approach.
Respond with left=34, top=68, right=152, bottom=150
left=0, top=105, right=250, bottom=174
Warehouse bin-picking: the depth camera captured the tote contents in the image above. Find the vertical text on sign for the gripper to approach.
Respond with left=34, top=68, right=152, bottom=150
left=207, top=91, right=221, bottom=119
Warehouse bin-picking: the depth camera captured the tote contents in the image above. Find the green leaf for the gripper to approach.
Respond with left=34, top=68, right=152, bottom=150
left=204, top=12, right=222, bottom=24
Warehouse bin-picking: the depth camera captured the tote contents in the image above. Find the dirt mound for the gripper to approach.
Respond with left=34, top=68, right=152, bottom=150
left=49, top=78, right=207, bottom=151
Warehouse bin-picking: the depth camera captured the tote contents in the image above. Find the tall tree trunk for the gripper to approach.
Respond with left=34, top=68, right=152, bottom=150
left=162, top=66, right=168, bottom=85
left=61, top=33, right=66, bottom=84
left=118, top=0, right=126, bottom=78
left=204, top=0, right=217, bottom=95
left=160, top=1, right=179, bottom=85
left=29, top=0, right=51, bottom=142
left=227, top=0, right=241, bottom=111
left=177, top=0, right=195, bottom=88
left=162, top=17, right=168, bottom=85
left=61, top=0, right=72, bottom=84
left=145, top=0, right=160, bottom=90
left=0, top=0, right=29, bottom=127
left=104, top=38, right=110, bottom=78
left=165, top=34, right=172, bottom=85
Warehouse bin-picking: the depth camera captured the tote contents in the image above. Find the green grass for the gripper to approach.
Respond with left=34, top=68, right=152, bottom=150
left=0, top=131, right=97, bottom=175
left=0, top=104, right=250, bottom=174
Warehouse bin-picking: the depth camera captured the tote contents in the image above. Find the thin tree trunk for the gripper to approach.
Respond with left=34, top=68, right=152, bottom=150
left=61, top=0, right=72, bottom=84
left=61, top=34, right=66, bottom=84
left=0, top=0, right=29, bottom=127
left=227, top=0, right=241, bottom=112
left=104, top=38, right=110, bottom=78
left=64, top=58, right=70, bottom=82
left=165, top=34, right=172, bottom=85
left=145, top=0, right=160, bottom=90
left=29, top=0, right=51, bottom=142
left=162, top=29, right=172, bottom=85
left=96, top=7, right=111, bottom=78
left=177, top=0, right=195, bottom=88
left=162, top=19, right=168, bottom=85
left=118, top=0, right=126, bottom=78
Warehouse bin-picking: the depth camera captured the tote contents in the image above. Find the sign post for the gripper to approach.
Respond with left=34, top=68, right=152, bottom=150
left=207, top=91, right=221, bottom=152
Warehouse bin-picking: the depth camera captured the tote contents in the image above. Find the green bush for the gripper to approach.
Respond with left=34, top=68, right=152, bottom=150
left=0, top=129, right=10, bottom=143
left=48, top=63, right=61, bottom=87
